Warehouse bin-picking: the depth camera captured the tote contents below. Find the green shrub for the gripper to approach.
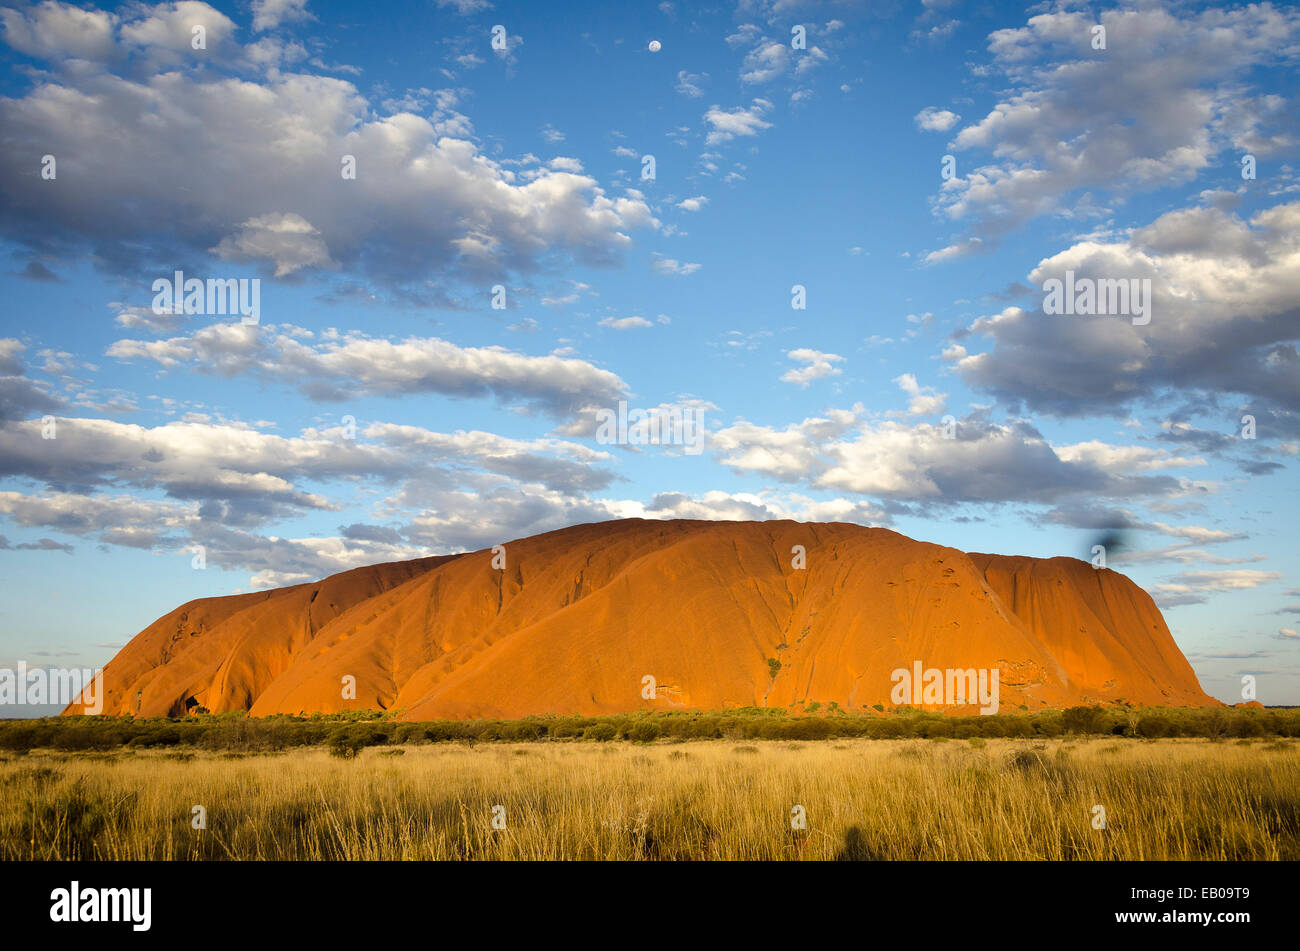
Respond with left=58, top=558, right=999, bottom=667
left=511, top=722, right=544, bottom=741
left=628, top=721, right=661, bottom=743
left=0, top=726, right=38, bottom=751
left=327, top=729, right=365, bottom=759
left=1137, top=715, right=1171, bottom=738
left=919, top=718, right=953, bottom=738
left=1231, top=716, right=1266, bottom=738
left=1033, top=715, right=1064, bottom=737
left=869, top=719, right=905, bottom=738
left=687, top=717, right=722, bottom=739
left=549, top=719, right=581, bottom=739
left=785, top=718, right=835, bottom=740
left=1062, top=705, right=1104, bottom=734
left=394, top=724, right=425, bottom=744
left=977, top=717, right=1007, bottom=737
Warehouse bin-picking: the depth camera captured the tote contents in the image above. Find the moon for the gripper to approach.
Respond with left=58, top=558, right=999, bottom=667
left=648, top=40, right=662, bottom=52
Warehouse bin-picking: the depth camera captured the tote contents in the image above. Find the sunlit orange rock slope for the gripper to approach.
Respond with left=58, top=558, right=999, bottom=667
left=66, top=519, right=1215, bottom=718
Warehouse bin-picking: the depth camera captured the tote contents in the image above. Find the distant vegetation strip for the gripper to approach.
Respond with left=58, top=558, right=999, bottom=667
left=2, top=706, right=1296, bottom=754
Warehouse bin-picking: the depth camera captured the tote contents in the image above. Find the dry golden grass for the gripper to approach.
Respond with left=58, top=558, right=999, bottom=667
left=2, top=737, right=1296, bottom=860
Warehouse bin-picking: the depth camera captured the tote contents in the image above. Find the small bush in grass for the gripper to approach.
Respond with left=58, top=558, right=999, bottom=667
left=327, top=730, right=364, bottom=759
left=629, top=721, right=660, bottom=744
left=1007, top=748, right=1047, bottom=772
left=582, top=724, right=617, bottom=742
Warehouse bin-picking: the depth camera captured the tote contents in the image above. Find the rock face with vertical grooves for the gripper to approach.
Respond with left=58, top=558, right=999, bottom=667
left=64, top=519, right=1216, bottom=719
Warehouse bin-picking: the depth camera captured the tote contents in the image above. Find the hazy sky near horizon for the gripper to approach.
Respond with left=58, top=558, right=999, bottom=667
left=0, top=0, right=1298, bottom=707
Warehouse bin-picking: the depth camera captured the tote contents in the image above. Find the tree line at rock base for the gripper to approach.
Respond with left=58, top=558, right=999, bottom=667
left=0, top=704, right=1296, bottom=754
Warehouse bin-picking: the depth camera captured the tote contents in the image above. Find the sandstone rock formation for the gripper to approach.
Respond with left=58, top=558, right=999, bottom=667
left=65, top=519, right=1215, bottom=718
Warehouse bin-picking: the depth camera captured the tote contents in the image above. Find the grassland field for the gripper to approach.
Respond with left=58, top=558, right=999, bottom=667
left=2, top=708, right=1297, bottom=861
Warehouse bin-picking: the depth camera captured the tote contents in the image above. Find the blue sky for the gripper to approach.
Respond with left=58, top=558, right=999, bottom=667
left=0, top=0, right=1298, bottom=707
